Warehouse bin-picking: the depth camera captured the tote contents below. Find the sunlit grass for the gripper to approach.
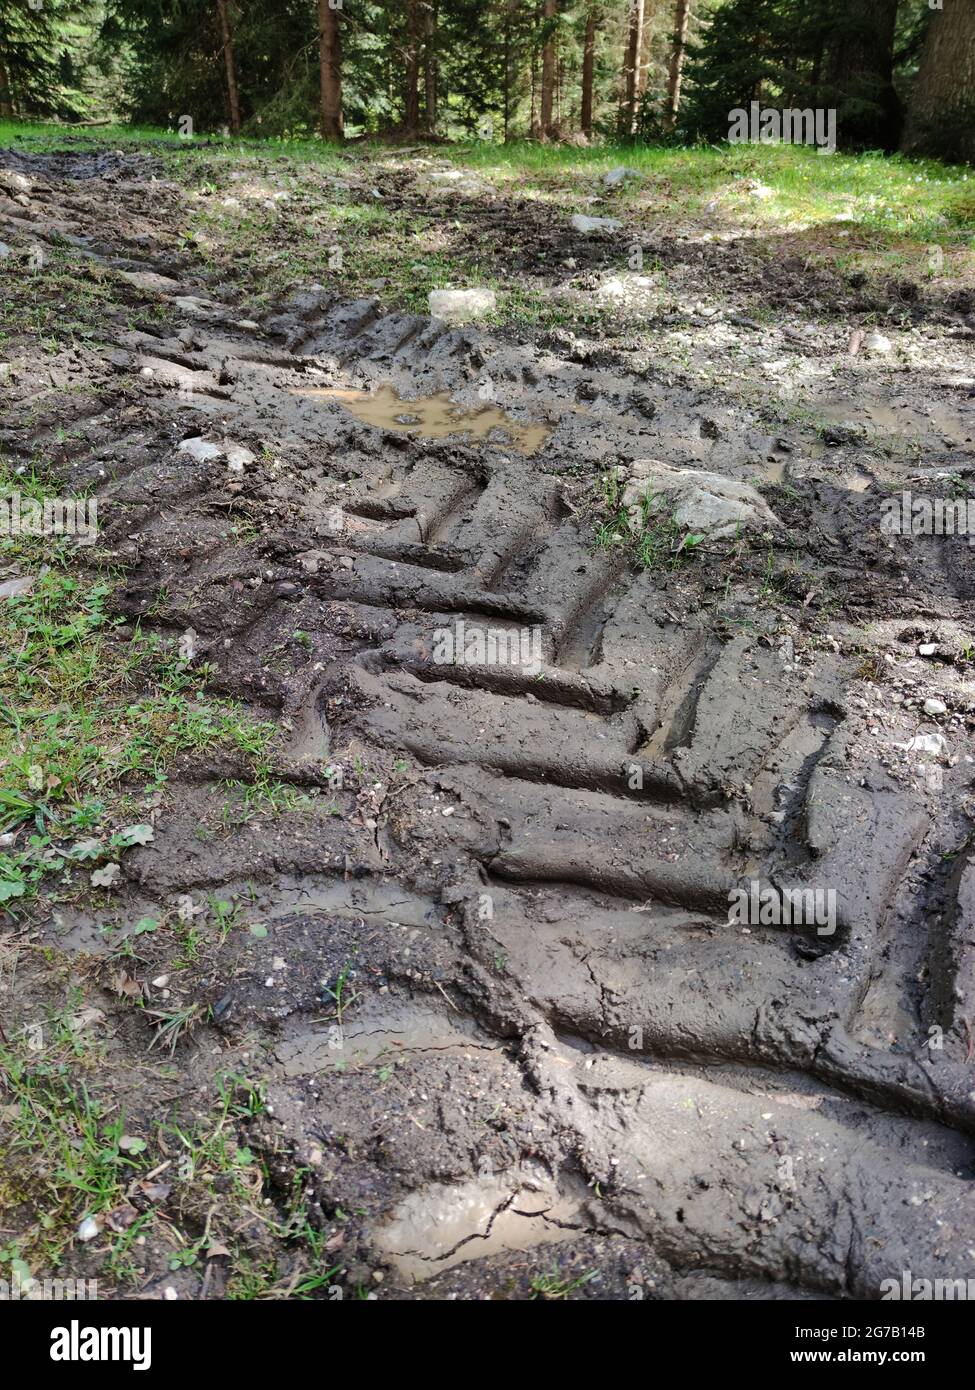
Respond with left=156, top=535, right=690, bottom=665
left=3, top=119, right=971, bottom=312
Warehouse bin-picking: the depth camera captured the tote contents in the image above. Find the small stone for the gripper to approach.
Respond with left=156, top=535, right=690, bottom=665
left=225, top=442, right=255, bottom=471
left=603, top=166, right=640, bottom=188
left=178, top=437, right=222, bottom=462
left=896, top=731, right=948, bottom=760
left=77, top=1216, right=101, bottom=1242
left=863, top=331, right=892, bottom=353
left=428, top=287, right=497, bottom=323
left=570, top=214, right=622, bottom=235
left=923, top=698, right=947, bottom=716
left=596, top=277, right=627, bottom=301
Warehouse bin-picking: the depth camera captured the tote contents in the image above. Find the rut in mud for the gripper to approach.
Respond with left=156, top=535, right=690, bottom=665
left=3, top=147, right=975, bottom=1300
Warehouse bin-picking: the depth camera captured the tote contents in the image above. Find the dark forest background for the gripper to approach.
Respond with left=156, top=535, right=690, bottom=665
left=0, top=1, right=972, bottom=162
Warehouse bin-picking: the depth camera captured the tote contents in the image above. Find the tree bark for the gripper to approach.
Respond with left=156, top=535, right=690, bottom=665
left=215, top=0, right=241, bottom=135
left=622, top=0, right=645, bottom=137
left=665, top=0, right=690, bottom=131
left=530, top=38, right=538, bottom=136
left=503, top=4, right=512, bottom=142
left=540, top=0, right=558, bottom=138
left=823, top=0, right=900, bottom=151
left=317, top=0, right=343, bottom=140
left=903, top=1, right=975, bottom=161
left=0, top=59, right=13, bottom=119
left=423, top=1, right=438, bottom=132
left=580, top=3, right=597, bottom=137
left=404, top=0, right=423, bottom=134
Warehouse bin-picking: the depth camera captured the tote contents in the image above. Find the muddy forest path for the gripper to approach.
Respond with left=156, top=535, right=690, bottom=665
left=2, top=144, right=975, bottom=1300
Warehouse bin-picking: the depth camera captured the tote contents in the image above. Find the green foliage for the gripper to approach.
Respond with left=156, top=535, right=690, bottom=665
left=0, top=0, right=105, bottom=119
left=682, top=0, right=928, bottom=153
left=0, top=5, right=970, bottom=187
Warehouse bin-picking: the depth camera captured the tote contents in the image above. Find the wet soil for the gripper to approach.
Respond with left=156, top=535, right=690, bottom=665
left=2, top=144, right=975, bottom=1301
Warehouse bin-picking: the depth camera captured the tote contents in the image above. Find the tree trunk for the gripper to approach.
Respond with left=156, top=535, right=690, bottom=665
left=215, top=0, right=241, bottom=135
left=404, top=0, right=422, bottom=134
left=540, top=0, right=558, bottom=138
left=317, top=0, right=343, bottom=140
left=622, top=0, right=645, bottom=137
left=423, top=1, right=438, bottom=132
left=903, top=1, right=975, bottom=162
left=823, top=0, right=900, bottom=151
left=0, top=59, right=12, bottom=119
left=580, top=3, right=597, bottom=137
left=665, top=0, right=690, bottom=131
left=811, top=33, right=825, bottom=105
left=503, top=6, right=512, bottom=142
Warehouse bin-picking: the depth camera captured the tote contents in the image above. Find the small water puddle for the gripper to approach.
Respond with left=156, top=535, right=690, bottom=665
left=819, top=397, right=975, bottom=448
left=292, top=383, right=552, bottom=456
left=373, top=1166, right=580, bottom=1282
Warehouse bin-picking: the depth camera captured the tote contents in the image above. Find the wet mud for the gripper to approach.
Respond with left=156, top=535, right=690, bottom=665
left=2, top=146, right=975, bottom=1300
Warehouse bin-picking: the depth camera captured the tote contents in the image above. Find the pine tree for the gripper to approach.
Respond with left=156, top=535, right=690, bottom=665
left=0, top=0, right=97, bottom=117
left=820, top=0, right=900, bottom=151
left=681, top=0, right=786, bottom=141
left=902, top=0, right=975, bottom=163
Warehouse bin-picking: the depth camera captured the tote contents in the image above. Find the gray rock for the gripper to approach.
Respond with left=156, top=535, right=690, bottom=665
left=173, top=295, right=221, bottom=318
left=863, top=331, right=892, bottom=353
left=0, top=170, right=31, bottom=195
left=118, top=269, right=183, bottom=294
left=897, top=731, right=948, bottom=761
left=0, top=576, right=35, bottom=600
left=621, top=460, right=779, bottom=539
left=604, top=166, right=640, bottom=188
left=427, top=170, right=487, bottom=196
left=595, top=274, right=656, bottom=303
left=178, top=437, right=223, bottom=462
left=570, top=214, right=622, bottom=235
left=225, top=442, right=255, bottom=471
left=428, top=287, right=497, bottom=323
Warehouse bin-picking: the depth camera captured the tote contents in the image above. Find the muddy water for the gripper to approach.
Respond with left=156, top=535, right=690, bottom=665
left=292, top=383, right=552, bottom=456
left=374, top=1167, right=580, bottom=1282
left=819, top=397, right=975, bottom=448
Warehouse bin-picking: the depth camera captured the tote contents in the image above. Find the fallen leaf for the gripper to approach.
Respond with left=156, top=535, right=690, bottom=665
left=91, top=861, right=121, bottom=889
left=117, top=824, right=154, bottom=847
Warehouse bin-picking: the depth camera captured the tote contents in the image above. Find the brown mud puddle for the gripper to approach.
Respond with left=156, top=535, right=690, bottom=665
left=819, top=396, right=975, bottom=448
left=291, top=383, right=552, bottom=456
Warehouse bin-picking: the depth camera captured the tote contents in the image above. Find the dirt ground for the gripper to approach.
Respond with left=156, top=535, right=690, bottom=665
left=1, top=138, right=974, bottom=1301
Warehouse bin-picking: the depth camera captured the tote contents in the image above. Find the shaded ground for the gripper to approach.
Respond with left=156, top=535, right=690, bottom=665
left=1, top=134, right=974, bottom=1302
